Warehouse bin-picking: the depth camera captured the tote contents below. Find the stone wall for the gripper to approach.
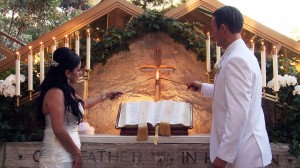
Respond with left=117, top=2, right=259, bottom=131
left=1, top=142, right=299, bottom=168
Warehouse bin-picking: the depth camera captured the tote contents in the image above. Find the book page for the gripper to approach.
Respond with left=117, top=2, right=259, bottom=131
left=118, top=100, right=192, bottom=128
left=118, top=101, right=156, bottom=127
left=169, top=101, right=191, bottom=126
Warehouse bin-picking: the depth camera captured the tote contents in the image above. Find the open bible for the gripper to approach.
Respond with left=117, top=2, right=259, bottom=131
left=116, top=100, right=193, bottom=135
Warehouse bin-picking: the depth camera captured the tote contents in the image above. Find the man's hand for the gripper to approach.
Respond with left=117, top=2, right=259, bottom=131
left=187, top=81, right=202, bottom=91
left=212, top=157, right=227, bottom=168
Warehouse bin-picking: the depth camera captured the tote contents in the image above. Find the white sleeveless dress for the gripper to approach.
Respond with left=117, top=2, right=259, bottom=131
left=39, top=104, right=84, bottom=168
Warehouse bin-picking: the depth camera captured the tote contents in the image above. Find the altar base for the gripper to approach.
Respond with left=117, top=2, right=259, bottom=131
left=0, top=135, right=299, bottom=168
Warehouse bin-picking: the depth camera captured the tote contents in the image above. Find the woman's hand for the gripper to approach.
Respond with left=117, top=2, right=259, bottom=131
left=72, top=152, right=83, bottom=168
left=105, top=91, right=123, bottom=100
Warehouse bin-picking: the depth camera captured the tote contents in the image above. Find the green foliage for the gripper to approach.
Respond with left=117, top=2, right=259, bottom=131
left=0, top=0, right=82, bottom=49
left=89, top=10, right=207, bottom=67
left=0, top=96, right=43, bottom=142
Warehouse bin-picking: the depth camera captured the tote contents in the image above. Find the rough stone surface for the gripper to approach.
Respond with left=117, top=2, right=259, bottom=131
left=84, top=32, right=212, bottom=135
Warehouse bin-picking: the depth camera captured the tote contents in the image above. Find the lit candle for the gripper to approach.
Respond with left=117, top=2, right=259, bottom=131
left=28, top=46, right=33, bottom=90
left=272, top=46, right=279, bottom=91
left=155, top=70, right=160, bottom=101
left=260, top=43, right=266, bottom=87
left=15, top=52, right=20, bottom=96
left=64, top=35, right=69, bottom=48
left=86, top=30, right=91, bottom=70
left=206, top=33, right=211, bottom=72
left=75, top=31, right=80, bottom=55
left=216, top=45, right=221, bottom=63
left=250, top=39, right=255, bottom=53
left=40, top=42, right=44, bottom=83
left=52, top=37, right=56, bottom=60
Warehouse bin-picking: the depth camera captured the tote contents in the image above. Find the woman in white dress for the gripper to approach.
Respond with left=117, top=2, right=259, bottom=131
left=37, top=47, right=122, bottom=168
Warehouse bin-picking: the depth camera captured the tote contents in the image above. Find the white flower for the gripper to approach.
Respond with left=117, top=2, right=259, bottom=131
left=285, top=75, right=297, bottom=86
left=293, top=85, right=300, bottom=95
left=267, top=79, right=280, bottom=90
left=0, top=73, right=26, bottom=97
left=267, top=74, right=298, bottom=91
left=214, top=61, right=221, bottom=73
left=20, top=74, right=25, bottom=82
left=6, top=74, right=16, bottom=84
left=3, top=85, right=15, bottom=97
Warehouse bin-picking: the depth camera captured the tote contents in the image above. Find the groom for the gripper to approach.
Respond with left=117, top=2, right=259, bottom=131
left=188, top=6, right=272, bottom=168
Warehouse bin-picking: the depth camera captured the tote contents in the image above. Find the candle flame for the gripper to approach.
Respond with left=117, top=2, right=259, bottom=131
left=87, top=29, right=90, bottom=33
left=16, top=51, right=19, bottom=54
left=65, top=35, right=68, bottom=38
left=40, top=42, right=43, bottom=45
left=29, top=46, right=32, bottom=50
left=156, top=70, right=159, bottom=80
left=53, top=37, right=55, bottom=40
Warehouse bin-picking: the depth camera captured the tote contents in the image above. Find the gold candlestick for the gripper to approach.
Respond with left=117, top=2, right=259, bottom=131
left=16, top=95, right=21, bottom=107
left=206, top=71, right=214, bottom=83
left=84, top=69, right=92, bottom=80
left=262, top=87, right=279, bottom=102
left=28, top=90, right=34, bottom=101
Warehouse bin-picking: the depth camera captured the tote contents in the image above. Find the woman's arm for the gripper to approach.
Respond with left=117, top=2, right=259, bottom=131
left=82, top=91, right=123, bottom=109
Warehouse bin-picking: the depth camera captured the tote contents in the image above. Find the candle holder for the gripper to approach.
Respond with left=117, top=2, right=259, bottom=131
left=262, top=87, right=279, bottom=102
left=206, top=71, right=214, bottom=83
left=84, top=69, right=92, bottom=80
left=16, top=95, right=22, bottom=107
left=28, top=90, right=34, bottom=101
left=155, top=79, right=160, bottom=101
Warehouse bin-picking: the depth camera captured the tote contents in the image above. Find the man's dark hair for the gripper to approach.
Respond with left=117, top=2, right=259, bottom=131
left=213, top=6, right=244, bottom=34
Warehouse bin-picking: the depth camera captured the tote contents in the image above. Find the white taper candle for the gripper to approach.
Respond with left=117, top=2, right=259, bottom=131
left=75, top=32, right=80, bottom=55
left=260, top=44, right=266, bottom=87
left=272, top=46, right=279, bottom=91
left=64, top=35, right=69, bottom=48
left=15, top=52, right=20, bottom=96
left=40, top=42, right=44, bottom=83
left=86, top=30, right=91, bottom=70
left=28, top=46, right=33, bottom=90
left=206, top=33, right=211, bottom=72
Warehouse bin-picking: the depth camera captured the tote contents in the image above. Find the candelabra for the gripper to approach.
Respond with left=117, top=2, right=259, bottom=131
left=262, top=87, right=279, bottom=102
left=16, top=95, right=21, bottom=107
left=206, top=71, right=214, bottom=83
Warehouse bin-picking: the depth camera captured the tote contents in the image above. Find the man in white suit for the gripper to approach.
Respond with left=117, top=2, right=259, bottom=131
left=188, top=6, right=272, bottom=168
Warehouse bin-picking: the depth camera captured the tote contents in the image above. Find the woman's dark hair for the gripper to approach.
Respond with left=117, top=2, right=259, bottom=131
left=213, top=6, right=244, bottom=34
left=37, top=47, right=84, bottom=126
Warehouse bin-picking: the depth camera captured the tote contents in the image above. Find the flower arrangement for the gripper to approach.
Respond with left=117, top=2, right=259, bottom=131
left=267, top=74, right=300, bottom=157
left=0, top=74, right=25, bottom=97
left=267, top=74, right=299, bottom=95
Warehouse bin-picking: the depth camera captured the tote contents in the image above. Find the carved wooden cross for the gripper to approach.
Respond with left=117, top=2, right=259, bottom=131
left=140, top=46, right=176, bottom=101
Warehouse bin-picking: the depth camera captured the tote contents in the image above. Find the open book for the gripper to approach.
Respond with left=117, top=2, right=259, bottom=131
left=116, top=100, right=193, bottom=129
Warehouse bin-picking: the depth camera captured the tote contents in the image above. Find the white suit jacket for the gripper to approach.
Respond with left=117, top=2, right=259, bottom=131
left=201, top=39, right=272, bottom=167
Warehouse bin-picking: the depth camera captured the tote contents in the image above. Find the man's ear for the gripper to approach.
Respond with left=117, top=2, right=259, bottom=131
left=220, top=24, right=226, bottom=32
left=65, top=70, right=71, bottom=78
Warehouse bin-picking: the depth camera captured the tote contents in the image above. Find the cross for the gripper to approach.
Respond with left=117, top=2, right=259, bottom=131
left=140, top=46, right=176, bottom=101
